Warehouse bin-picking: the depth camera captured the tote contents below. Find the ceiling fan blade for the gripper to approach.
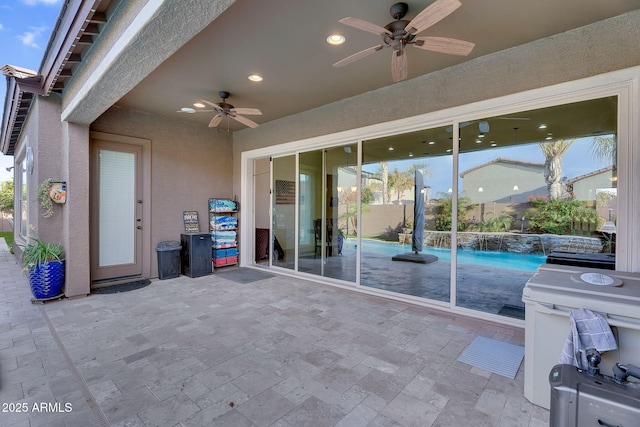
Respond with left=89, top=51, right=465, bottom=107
left=208, top=114, right=223, bottom=128
left=391, top=49, right=407, bottom=83
left=201, top=99, right=223, bottom=112
left=333, top=45, right=385, bottom=68
left=233, top=107, right=262, bottom=116
left=339, top=17, right=392, bottom=36
left=405, top=0, right=461, bottom=35
left=413, top=36, right=474, bottom=56
left=232, top=114, right=259, bottom=129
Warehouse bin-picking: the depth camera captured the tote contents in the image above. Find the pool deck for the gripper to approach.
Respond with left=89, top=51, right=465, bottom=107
left=293, top=243, right=534, bottom=318
left=0, top=239, right=549, bottom=426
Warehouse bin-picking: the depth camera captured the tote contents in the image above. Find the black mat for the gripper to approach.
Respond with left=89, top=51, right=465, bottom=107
left=391, top=253, right=438, bottom=264
left=215, top=267, right=276, bottom=284
left=91, top=279, right=151, bottom=294
left=498, top=304, right=525, bottom=320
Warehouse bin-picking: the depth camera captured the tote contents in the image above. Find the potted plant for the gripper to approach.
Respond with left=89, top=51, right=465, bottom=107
left=20, top=226, right=65, bottom=300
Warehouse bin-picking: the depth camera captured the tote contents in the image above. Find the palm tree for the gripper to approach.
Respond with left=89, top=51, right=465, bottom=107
left=590, top=135, right=617, bottom=186
left=539, top=139, right=576, bottom=200
left=380, top=161, right=390, bottom=204
left=389, top=168, right=412, bottom=202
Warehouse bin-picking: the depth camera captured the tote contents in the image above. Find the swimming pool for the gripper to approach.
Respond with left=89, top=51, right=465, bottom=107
left=347, top=239, right=547, bottom=271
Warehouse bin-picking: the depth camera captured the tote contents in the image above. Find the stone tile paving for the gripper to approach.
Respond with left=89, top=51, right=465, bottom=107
left=0, top=240, right=548, bottom=426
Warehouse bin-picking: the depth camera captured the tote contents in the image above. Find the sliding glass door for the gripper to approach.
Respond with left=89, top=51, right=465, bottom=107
left=262, top=93, right=619, bottom=321
left=455, top=97, right=617, bottom=318
left=272, top=155, right=296, bottom=270
left=298, top=146, right=356, bottom=282
left=360, top=125, right=453, bottom=302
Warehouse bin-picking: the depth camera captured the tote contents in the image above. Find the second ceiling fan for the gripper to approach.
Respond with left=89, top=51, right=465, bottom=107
left=333, top=0, right=474, bottom=82
left=201, top=91, right=262, bottom=129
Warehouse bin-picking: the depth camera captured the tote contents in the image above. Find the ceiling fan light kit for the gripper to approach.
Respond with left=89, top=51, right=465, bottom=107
left=333, top=0, right=475, bottom=82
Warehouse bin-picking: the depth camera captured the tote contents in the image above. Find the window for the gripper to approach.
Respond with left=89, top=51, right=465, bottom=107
left=15, top=157, right=28, bottom=239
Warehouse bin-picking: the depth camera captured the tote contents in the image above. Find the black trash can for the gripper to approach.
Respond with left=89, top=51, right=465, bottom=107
left=156, top=241, right=181, bottom=279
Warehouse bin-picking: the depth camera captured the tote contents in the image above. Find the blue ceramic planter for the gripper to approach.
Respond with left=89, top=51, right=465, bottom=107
left=28, top=260, right=65, bottom=299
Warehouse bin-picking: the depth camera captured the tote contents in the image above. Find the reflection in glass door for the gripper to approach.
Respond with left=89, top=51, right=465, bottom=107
left=298, top=147, right=356, bottom=282
left=455, top=97, right=617, bottom=318
left=259, top=95, right=619, bottom=321
left=272, top=155, right=296, bottom=270
left=360, top=126, right=452, bottom=302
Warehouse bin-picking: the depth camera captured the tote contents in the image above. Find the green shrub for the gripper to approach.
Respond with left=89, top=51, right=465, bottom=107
left=526, top=196, right=602, bottom=235
left=470, top=213, right=513, bottom=232
left=434, top=193, right=477, bottom=231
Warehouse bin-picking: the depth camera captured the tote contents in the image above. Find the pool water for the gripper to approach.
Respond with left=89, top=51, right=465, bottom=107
left=348, top=239, right=546, bottom=271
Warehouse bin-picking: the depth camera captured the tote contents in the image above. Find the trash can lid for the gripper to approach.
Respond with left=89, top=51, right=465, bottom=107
left=156, top=241, right=181, bottom=251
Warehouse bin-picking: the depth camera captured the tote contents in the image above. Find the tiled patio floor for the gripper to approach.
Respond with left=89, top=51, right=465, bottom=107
left=0, top=240, right=548, bottom=426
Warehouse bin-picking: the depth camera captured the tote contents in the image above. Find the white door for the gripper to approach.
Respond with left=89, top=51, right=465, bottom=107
left=90, top=140, right=144, bottom=282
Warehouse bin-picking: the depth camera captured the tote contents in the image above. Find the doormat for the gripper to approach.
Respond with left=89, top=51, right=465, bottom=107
left=215, top=267, right=275, bottom=284
left=91, top=279, right=151, bottom=294
left=498, top=304, right=525, bottom=320
left=457, top=336, right=524, bottom=379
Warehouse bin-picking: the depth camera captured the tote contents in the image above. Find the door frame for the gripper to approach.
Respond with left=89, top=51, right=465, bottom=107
left=90, top=131, right=152, bottom=283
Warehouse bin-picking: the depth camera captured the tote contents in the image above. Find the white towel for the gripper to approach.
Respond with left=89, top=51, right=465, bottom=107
left=559, top=308, right=617, bottom=369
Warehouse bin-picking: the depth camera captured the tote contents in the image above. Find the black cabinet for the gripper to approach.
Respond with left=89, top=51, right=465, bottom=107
left=180, top=233, right=212, bottom=278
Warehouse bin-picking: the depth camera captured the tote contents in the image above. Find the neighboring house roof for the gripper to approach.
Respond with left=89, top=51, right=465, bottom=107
left=565, top=165, right=614, bottom=184
left=459, top=157, right=544, bottom=177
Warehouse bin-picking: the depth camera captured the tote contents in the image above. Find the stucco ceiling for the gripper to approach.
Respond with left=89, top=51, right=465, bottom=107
left=116, top=0, right=638, bottom=133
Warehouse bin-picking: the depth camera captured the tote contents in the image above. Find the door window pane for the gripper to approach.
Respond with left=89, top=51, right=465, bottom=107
left=98, top=149, right=136, bottom=266
left=360, top=125, right=453, bottom=302
left=456, top=96, right=617, bottom=318
left=272, top=155, right=296, bottom=269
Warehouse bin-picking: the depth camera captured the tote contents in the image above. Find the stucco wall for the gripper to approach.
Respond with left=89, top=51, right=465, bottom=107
left=572, top=172, right=615, bottom=201
left=91, top=106, right=233, bottom=277
left=12, top=96, right=64, bottom=246
left=462, top=162, right=546, bottom=204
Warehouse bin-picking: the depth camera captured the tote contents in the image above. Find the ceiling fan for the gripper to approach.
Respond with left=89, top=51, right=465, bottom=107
left=200, top=91, right=262, bottom=129
left=333, top=0, right=474, bottom=82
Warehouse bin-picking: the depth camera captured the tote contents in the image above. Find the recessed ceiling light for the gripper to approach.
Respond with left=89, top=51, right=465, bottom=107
left=408, top=152, right=414, bottom=157
left=490, top=143, right=497, bottom=147
left=326, top=34, right=345, bottom=45
left=428, top=141, right=435, bottom=145
left=193, top=102, right=205, bottom=108
left=180, top=107, right=196, bottom=113
left=248, top=74, right=263, bottom=82
left=388, top=146, right=394, bottom=151
left=538, top=124, right=547, bottom=129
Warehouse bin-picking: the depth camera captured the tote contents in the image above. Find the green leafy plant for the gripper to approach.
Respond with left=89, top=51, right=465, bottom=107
left=19, top=226, right=64, bottom=272
left=37, top=178, right=55, bottom=218
left=434, top=192, right=477, bottom=231
left=470, top=213, right=513, bottom=232
left=526, top=196, right=603, bottom=235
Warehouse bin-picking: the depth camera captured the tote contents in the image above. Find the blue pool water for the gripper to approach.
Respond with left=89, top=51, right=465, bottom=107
left=350, top=239, right=546, bottom=271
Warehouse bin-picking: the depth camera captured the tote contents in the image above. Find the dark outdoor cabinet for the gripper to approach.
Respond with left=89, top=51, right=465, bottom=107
left=180, top=233, right=212, bottom=278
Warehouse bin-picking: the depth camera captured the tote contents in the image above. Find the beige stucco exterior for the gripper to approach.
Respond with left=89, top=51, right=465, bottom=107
left=460, top=160, right=546, bottom=204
